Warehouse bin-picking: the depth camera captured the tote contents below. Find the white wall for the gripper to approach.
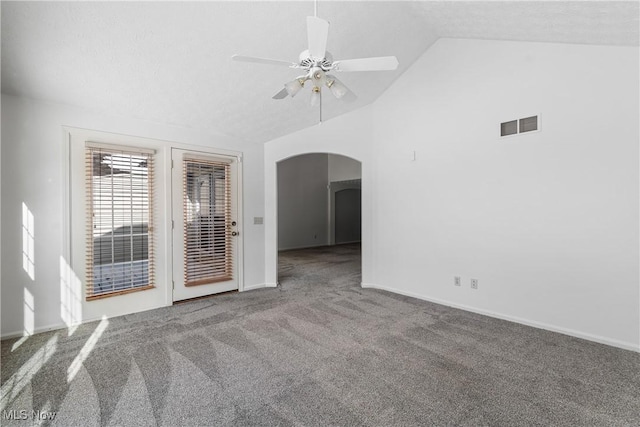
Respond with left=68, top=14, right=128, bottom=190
left=264, top=39, right=639, bottom=351
left=264, top=106, right=373, bottom=286
left=369, top=39, right=639, bottom=350
left=1, top=94, right=265, bottom=337
left=328, top=154, right=361, bottom=182
left=278, top=153, right=329, bottom=250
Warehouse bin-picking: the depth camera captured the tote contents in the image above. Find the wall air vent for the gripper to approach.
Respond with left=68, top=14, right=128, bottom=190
left=500, top=120, right=518, bottom=136
left=519, top=116, right=538, bottom=133
left=501, top=115, right=539, bottom=137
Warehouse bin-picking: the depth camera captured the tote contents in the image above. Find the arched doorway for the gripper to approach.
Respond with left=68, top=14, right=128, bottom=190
left=276, top=153, right=362, bottom=288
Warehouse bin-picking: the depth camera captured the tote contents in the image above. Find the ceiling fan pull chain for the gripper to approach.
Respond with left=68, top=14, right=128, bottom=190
left=319, top=89, right=323, bottom=124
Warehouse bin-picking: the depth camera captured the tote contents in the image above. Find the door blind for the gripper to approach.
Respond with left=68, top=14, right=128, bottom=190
left=183, top=157, right=233, bottom=286
left=85, top=144, right=155, bottom=300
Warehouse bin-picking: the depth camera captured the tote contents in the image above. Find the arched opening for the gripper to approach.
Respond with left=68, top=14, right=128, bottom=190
left=276, top=153, right=362, bottom=289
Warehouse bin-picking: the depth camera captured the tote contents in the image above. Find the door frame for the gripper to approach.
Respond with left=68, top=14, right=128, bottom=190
left=272, top=153, right=363, bottom=286
left=167, top=146, right=244, bottom=304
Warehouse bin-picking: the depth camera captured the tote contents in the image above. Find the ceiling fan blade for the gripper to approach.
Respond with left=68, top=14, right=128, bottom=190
left=232, top=54, right=296, bottom=67
left=333, top=56, right=399, bottom=72
left=272, top=88, right=289, bottom=99
left=307, top=16, right=329, bottom=60
left=326, top=75, right=357, bottom=102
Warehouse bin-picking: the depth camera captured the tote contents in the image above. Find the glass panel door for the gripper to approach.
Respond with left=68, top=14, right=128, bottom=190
left=172, top=149, right=239, bottom=301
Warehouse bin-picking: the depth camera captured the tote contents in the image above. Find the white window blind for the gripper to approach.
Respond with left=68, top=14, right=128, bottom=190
left=183, top=158, right=233, bottom=286
left=85, top=143, right=155, bottom=300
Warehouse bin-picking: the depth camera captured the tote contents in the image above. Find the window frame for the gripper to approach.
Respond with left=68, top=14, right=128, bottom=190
left=84, top=142, right=156, bottom=301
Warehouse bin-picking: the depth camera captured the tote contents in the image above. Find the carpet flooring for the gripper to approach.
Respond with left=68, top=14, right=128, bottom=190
left=1, top=243, right=639, bottom=426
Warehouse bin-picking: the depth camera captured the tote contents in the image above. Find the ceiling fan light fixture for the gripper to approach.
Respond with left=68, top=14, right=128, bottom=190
left=284, top=78, right=306, bottom=97
left=310, top=86, right=321, bottom=107
left=326, top=78, right=348, bottom=99
left=310, top=67, right=326, bottom=88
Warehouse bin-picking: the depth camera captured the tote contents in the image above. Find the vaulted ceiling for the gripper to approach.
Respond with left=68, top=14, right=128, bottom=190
left=2, top=1, right=638, bottom=144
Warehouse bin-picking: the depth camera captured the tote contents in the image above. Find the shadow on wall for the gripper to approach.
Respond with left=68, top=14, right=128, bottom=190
left=277, top=153, right=361, bottom=252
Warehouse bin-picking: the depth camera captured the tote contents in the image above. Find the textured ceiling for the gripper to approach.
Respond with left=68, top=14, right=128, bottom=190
left=2, top=1, right=638, bottom=144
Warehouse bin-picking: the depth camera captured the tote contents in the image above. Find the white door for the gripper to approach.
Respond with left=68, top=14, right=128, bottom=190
left=172, top=149, right=240, bottom=302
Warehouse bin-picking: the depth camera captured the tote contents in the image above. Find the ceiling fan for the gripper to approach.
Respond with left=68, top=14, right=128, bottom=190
left=232, top=11, right=399, bottom=121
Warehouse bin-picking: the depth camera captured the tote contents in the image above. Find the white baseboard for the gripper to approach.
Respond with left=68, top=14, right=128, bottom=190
left=278, top=243, right=327, bottom=252
left=2, top=321, right=70, bottom=340
left=242, top=283, right=273, bottom=291
left=1, top=308, right=160, bottom=340
left=361, top=282, right=379, bottom=289
left=361, top=282, right=640, bottom=353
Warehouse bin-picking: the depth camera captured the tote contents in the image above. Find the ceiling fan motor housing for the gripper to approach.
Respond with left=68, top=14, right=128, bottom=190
left=299, top=49, right=333, bottom=71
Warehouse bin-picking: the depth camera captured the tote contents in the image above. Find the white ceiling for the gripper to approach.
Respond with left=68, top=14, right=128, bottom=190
left=2, top=1, right=638, bottom=144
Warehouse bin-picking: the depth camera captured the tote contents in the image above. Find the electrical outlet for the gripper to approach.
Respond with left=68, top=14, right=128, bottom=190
left=471, top=278, right=478, bottom=289
left=454, top=276, right=461, bottom=286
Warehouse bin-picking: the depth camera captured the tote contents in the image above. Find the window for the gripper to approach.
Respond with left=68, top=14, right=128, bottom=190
left=85, top=143, right=155, bottom=300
